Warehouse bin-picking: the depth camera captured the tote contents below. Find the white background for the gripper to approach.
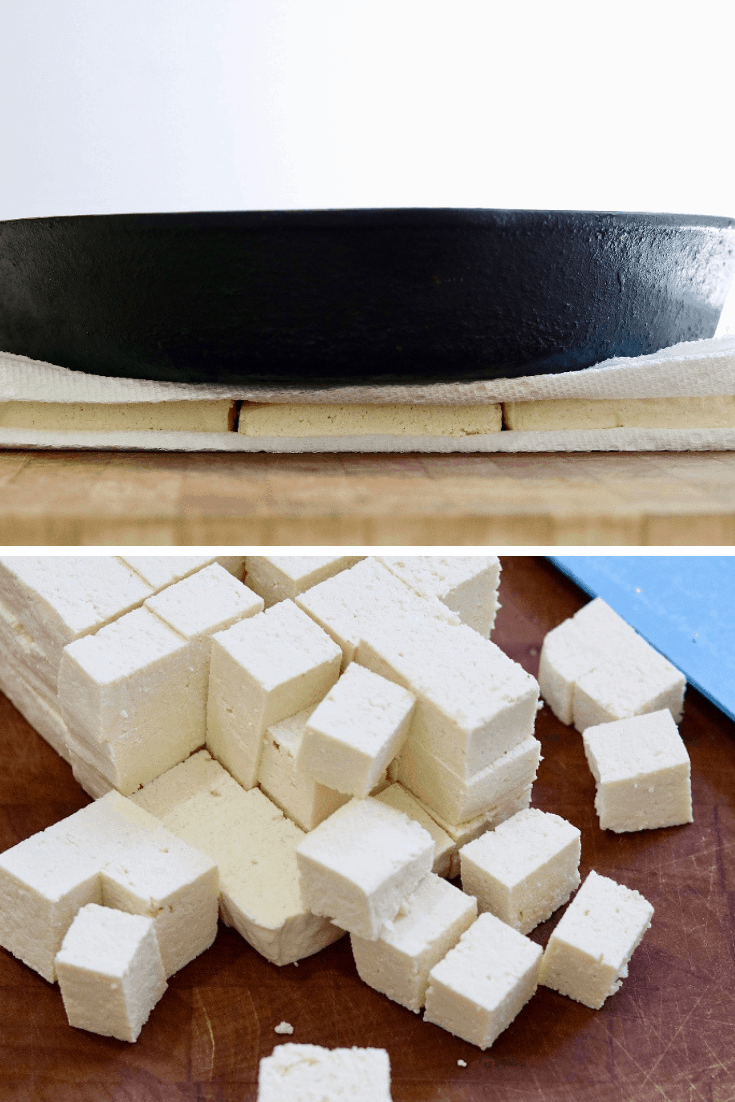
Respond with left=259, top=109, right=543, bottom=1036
left=0, top=0, right=733, bottom=222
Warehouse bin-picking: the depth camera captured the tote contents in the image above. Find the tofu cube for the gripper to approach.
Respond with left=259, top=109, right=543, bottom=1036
left=120, top=555, right=245, bottom=590
left=55, top=904, right=167, bottom=1042
left=298, top=664, right=415, bottom=799
left=459, top=809, right=581, bottom=934
left=258, top=707, right=350, bottom=831
left=244, top=556, right=363, bottom=607
left=351, top=873, right=477, bottom=1012
left=132, top=752, right=343, bottom=965
left=378, top=555, right=501, bottom=637
left=296, top=556, right=459, bottom=668
left=396, top=734, right=541, bottom=825
left=257, top=1044, right=392, bottom=1102
left=356, top=611, right=539, bottom=779
left=539, top=870, right=654, bottom=1009
left=538, top=598, right=685, bottom=731
left=582, top=709, right=693, bottom=832
left=424, top=912, right=542, bottom=1049
left=296, top=797, right=435, bottom=940
left=207, top=600, right=342, bottom=789
left=373, top=784, right=455, bottom=879
left=58, top=606, right=205, bottom=794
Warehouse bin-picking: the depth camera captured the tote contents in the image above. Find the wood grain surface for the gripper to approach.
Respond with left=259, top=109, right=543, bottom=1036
left=2, top=450, right=735, bottom=545
left=0, top=557, right=734, bottom=1102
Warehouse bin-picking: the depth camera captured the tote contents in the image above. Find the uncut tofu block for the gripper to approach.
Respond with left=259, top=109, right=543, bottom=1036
left=298, top=664, right=415, bottom=799
left=374, top=784, right=455, bottom=879
left=259, top=707, right=350, bottom=831
left=132, top=751, right=343, bottom=964
left=459, top=809, right=581, bottom=934
left=351, top=873, right=477, bottom=1012
left=582, top=710, right=693, bottom=832
left=356, top=611, right=539, bottom=779
left=207, top=600, right=342, bottom=789
left=539, top=870, right=653, bottom=1009
left=0, top=790, right=218, bottom=981
left=257, top=1044, right=392, bottom=1102
left=424, top=912, right=542, bottom=1049
left=296, top=797, right=435, bottom=940
left=244, top=556, right=363, bottom=607
left=396, top=734, right=541, bottom=825
left=58, top=607, right=204, bottom=794
left=55, top=904, right=167, bottom=1042
left=378, top=556, right=501, bottom=637
left=296, top=556, right=459, bottom=668
left=538, top=598, right=685, bottom=730
left=0, top=556, right=153, bottom=692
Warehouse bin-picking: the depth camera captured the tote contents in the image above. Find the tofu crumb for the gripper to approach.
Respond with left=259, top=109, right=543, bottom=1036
left=274, top=1021, right=294, bottom=1034
left=458, top=1059, right=467, bottom=1067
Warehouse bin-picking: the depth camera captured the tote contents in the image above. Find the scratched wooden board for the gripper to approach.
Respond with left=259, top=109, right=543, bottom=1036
left=0, top=557, right=733, bottom=1102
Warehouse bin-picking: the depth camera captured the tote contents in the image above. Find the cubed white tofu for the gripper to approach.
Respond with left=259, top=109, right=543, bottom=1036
left=395, top=735, right=541, bottom=825
left=425, top=787, right=534, bottom=878
left=0, top=642, right=70, bottom=760
left=582, top=710, right=693, bottom=832
left=258, top=707, right=350, bottom=832
left=351, top=874, right=477, bottom=1012
left=244, top=556, right=363, bottom=607
left=296, top=797, right=435, bottom=940
left=378, top=556, right=501, bottom=637
left=459, top=809, right=581, bottom=934
left=538, top=598, right=685, bottom=730
left=0, top=791, right=218, bottom=981
left=539, top=870, right=654, bottom=1009
left=295, top=557, right=459, bottom=668
left=356, top=612, right=539, bottom=779
left=373, top=784, right=455, bottom=879
left=206, top=600, right=342, bottom=789
left=0, top=556, right=153, bottom=692
left=424, top=912, right=542, bottom=1049
left=119, top=556, right=220, bottom=590
left=257, top=1044, right=392, bottom=1102
left=58, top=606, right=204, bottom=794
left=132, top=752, right=343, bottom=965
left=298, top=664, right=415, bottom=799
left=55, top=904, right=167, bottom=1042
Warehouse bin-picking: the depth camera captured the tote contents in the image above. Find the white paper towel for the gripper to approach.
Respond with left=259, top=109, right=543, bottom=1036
left=1, top=336, right=735, bottom=451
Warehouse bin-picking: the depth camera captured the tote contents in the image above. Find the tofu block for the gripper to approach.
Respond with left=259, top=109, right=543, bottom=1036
left=0, top=640, right=70, bottom=760
left=538, top=598, right=685, bottom=730
left=296, top=797, right=435, bottom=940
left=0, top=556, right=153, bottom=691
left=351, top=874, right=477, bottom=1012
left=238, top=401, right=502, bottom=437
left=503, top=395, right=735, bottom=431
left=244, top=556, right=363, bottom=607
left=539, top=870, right=654, bottom=1009
left=396, top=734, right=541, bottom=825
left=257, top=1043, right=392, bottom=1102
left=424, top=912, right=542, bottom=1049
left=58, top=606, right=205, bottom=794
left=55, top=904, right=167, bottom=1042
left=0, top=399, right=236, bottom=432
left=373, top=784, right=455, bottom=879
left=426, top=787, right=534, bottom=877
left=459, top=809, right=581, bottom=934
left=0, top=791, right=218, bottom=981
left=207, top=600, right=342, bottom=789
left=356, top=611, right=539, bottom=779
left=582, top=710, right=693, bottom=832
left=132, top=752, right=343, bottom=965
left=258, top=707, right=350, bottom=831
left=299, top=664, right=415, bottom=799
left=378, top=556, right=501, bottom=637
left=296, top=557, right=459, bottom=668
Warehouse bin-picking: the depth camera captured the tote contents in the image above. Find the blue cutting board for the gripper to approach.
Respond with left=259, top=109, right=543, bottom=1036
left=550, top=557, right=735, bottom=724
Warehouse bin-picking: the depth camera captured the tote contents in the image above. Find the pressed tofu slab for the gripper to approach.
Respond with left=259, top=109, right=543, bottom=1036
left=238, top=401, right=502, bottom=437
left=0, top=399, right=237, bottom=432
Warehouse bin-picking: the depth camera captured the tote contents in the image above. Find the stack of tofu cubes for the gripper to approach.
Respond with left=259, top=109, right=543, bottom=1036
left=0, top=555, right=669, bottom=1050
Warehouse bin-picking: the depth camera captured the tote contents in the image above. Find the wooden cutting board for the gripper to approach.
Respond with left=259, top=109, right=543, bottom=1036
left=1, top=450, right=735, bottom=544
left=0, top=557, right=733, bottom=1101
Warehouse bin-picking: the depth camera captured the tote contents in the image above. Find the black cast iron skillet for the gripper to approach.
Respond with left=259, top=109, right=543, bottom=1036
left=1, top=209, right=733, bottom=389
